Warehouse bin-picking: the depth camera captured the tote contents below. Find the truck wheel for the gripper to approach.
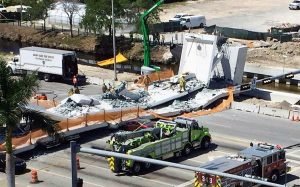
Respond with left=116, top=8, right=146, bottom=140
left=199, top=23, right=204, bottom=28
left=7, top=67, right=13, bottom=75
left=201, top=137, right=211, bottom=150
left=270, top=170, right=279, bottom=182
left=43, top=74, right=51, bottom=82
left=183, top=144, right=192, bottom=156
left=144, top=157, right=152, bottom=170
left=132, top=162, right=142, bottom=174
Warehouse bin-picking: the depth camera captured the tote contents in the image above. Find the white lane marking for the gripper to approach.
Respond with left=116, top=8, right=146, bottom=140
left=208, top=156, right=223, bottom=161
left=287, top=153, right=300, bottom=159
left=87, top=164, right=175, bottom=186
left=290, top=166, right=300, bottom=173
left=214, top=150, right=232, bottom=155
left=175, top=179, right=194, bottom=187
left=55, top=153, right=190, bottom=184
left=287, top=159, right=300, bottom=165
left=187, top=159, right=205, bottom=164
left=212, top=133, right=249, bottom=146
left=287, top=150, right=300, bottom=155
left=30, top=168, right=104, bottom=187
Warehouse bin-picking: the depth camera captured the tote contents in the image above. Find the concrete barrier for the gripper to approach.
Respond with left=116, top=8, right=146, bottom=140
left=258, top=106, right=290, bottom=119
left=231, top=101, right=260, bottom=113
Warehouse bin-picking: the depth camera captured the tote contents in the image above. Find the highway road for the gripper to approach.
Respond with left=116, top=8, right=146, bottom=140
left=0, top=109, right=298, bottom=186
left=37, top=80, right=102, bottom=101
left=196, top=110, right=300, bottom=147
left=1, top=81, right=298, bottom=186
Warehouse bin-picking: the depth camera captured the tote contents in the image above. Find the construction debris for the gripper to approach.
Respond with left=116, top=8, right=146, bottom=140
left=46, top=33, right=247, bottom=119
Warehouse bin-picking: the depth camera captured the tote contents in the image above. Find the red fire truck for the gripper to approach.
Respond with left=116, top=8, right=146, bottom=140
left=195, top=143, right=290, bottom=187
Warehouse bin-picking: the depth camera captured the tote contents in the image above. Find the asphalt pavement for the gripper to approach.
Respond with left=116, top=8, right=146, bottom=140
left=2, top=80, right=298, bottom=186
left=38, top=80, right=102, bottom=101
left=196, top=110, right=300, bottom=147
left=0, top=109, right=298, bottom=186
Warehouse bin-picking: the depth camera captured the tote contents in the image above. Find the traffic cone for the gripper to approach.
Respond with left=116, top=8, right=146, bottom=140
left=30, top=169, right=39, bottom=183
left=295, top=115, right=299, bottom=122
left=290, top=115, right=294, bottom=121
left=77, top=157, right=80, bottom=170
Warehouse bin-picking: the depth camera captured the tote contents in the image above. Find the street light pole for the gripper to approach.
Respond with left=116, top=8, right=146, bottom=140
left=112, top=0, right=117, bottom=81
left=283, top=55, right=287, bottom=74
left=20, top=0, right=23, bottom=26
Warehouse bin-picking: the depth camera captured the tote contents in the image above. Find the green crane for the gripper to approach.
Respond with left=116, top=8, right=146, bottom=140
left=140, top=0, right=164, bottom=74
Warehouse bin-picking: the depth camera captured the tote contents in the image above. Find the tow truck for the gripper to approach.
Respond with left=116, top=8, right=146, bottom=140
left=195, top=143, right=290, bottom=187
left=107, top=117, right=211, bottom=174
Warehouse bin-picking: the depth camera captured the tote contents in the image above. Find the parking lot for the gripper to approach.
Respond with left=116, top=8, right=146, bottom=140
left=161, top=0, right=300, bottom=32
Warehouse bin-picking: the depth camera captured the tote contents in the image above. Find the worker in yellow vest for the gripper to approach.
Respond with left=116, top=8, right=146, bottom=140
left=68, top=88, right=74, bottom=96
left=143, top=75, right=151, bottom=91
left=179, top=75, right=186, bottom=92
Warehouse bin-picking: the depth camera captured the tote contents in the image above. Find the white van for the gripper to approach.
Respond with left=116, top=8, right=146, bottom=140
left=0, top=4, right=7, bottom=12
left=169, top=13, right=192, bottom=22
left=180, top=15, right=206, bottom=29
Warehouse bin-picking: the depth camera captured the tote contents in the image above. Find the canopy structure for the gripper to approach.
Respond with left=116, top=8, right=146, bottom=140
left=97, top=53, right=128, bottom=67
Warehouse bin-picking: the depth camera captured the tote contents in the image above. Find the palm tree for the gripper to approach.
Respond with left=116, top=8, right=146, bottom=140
left=0, top=58, right=60, bottom=187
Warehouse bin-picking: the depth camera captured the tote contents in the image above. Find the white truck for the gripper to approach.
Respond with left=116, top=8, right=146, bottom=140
left=169, top=13, right=192, bottom=22
left=8, top=47, right=86, bottom=84
left=180, top=15, right=206, bottom=29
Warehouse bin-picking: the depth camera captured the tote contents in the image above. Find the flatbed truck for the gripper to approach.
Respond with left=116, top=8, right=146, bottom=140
left=107, top=117, right=211, bottom=174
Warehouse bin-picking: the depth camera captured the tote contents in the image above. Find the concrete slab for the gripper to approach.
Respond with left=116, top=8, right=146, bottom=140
left=179, top=33, right=217, bottom=86
left=231, top=101, right=260, bottom=113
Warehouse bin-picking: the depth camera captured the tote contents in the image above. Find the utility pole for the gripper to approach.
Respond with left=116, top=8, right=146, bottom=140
left=20, top=0, right=23, bottom=26
left=70, top=141, right=78, bottom=187
left=112, top=0, right=117, bottom=81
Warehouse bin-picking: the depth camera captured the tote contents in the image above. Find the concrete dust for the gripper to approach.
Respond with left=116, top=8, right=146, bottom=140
left=78, top=64, right=138, bottom=83
left=161, top=0, right=288, bottom=22
left=247, top=41, right=300, bottom=69
left=124, top=43, right=173, bottom=64
left=237, top=97, right=293, bottom=110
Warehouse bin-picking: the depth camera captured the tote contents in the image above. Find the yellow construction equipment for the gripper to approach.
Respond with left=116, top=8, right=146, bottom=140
left=97, top=53, right=128, bottom=67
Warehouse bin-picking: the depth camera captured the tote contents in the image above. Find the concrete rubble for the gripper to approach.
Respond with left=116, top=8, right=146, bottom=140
left=46, top=75, right=205, bottom=118
left=47, top=94, right=103, bottom=118
left=152, top=88, right=228, bottom=116
left=46, top=33, right=248, bottom=119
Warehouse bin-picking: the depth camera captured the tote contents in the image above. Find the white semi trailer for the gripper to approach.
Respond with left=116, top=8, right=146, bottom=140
left=8, top=47, right=86, bottom=84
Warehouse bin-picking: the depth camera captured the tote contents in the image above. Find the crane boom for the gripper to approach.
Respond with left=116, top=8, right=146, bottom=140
left=141, top=0, right=164, bottom=73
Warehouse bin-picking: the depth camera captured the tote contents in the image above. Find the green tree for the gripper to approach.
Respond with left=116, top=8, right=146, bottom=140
left=81, top=0, right=124, bottom=36
left=0, top=59, right=60, bottom=187
left=81, top=0, right=161, bottom=36
left=26, top=0, right=54, bottom=31
left=61, top=0, right=80, bottom=37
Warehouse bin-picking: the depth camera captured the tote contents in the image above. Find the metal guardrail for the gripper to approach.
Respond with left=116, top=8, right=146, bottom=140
left=70, top=141, right=286, bottom=187
left=237, top=69, right=300, bottom=93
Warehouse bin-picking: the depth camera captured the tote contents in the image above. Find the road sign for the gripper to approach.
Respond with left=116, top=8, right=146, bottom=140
left=262, top=78, right=272, bottom=85
left=240, top=84, right=251, bottom=91
left=285, top=73, right=294, bottom=79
